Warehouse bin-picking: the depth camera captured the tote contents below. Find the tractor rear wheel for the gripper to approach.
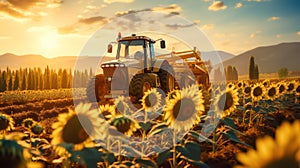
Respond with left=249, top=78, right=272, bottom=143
left=129, top=74, right=155, bottom=102
left=86, top=75, right=106, bottom=102
left=158, top=64, right=175, bottom=93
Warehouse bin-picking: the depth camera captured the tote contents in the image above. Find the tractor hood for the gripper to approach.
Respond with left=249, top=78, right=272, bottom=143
left=101, top=59, right=141, bottom=68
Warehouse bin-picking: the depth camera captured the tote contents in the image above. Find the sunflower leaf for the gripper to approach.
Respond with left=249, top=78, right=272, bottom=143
left=71, top=147, right=104, bottom=168
left=188, top=131, right=214, bottom=144
left=221, top=117, right=236, bottom=129
left=148, top=123, right=169, bottom=136
left=176, top=141, right=201, bottom=161
left=122, top=145, right=143, bottom=157
left=135, top=158, right=158, bottom=168
left=139, top=122, right=152, bottom=132
left=222, top=130, right=251, bottom=147
left=180, top=155, right=209, bottom=168
left=156, top=149, right=171, bottom=166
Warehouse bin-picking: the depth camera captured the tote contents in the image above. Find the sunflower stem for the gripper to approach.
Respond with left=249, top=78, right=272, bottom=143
left=118, top=140, right=121, bottom=162
left=212, top=114, right=217, bottom=153
left=172, top=130, right=177, bottom=168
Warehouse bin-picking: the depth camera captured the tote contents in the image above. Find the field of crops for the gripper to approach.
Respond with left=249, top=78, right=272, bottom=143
left=1, top=79, right=300, bottom=168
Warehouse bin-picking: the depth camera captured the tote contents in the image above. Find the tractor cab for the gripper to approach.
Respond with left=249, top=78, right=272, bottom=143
left=108, top=34, right=165, bottom=71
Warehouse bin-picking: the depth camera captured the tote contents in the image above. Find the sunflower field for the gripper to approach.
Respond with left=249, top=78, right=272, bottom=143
left=1, top=78, right=300, bottom=168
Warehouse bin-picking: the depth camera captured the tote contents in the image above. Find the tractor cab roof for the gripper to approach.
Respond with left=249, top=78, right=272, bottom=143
left=118, top=34, right=156, bottom=43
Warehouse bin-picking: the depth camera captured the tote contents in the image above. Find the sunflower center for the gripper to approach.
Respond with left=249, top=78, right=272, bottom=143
left=268, top=87, right=276, bottom=97
left=31, top=125, right=43, bottom=135
left=238, top=82, right=242, bottom=88
left=0, top=118, right=9, bottom=131
left=296, top=85, right=300, bottom=93
left=173, top=98, right=196, bottom=121
left=253, top=87, right=263, bottom=97
left=113, top=118, right=131, bottom=134
left=62, top=115, right=93, bottom=144
left=218, top=92, right=234, bottom=111
left=287, top=83, right=294, bottom=91
left=279, top=85, right=285, bottom=93
left=144, top=92, right=158, bottom=108
left=100, top=110, right=111, bottom=120
left=244, top=86, right=251, bottom=94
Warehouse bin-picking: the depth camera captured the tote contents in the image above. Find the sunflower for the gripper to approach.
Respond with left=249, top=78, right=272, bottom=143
left=266, top=84, right=279, bottom=100
left=278, top=82, right=287, bottom=95
left=164, top=84, right=205, bottom=132
left=51, top=103, right=106, bottom=150
left=99, top=104, right=116, bottom=121
left=251, top=83, right=266, bottom=101
left=110, top=116, right=140, bottom=136
left=114, top=96, right=130, bottom=115
left=214, top=87, right=239, bottom=118
left=167, top=89, right=180, bottom=101
left=237, top=81, right=244, bottom=88
left=243, top=85, right=252, bottom=97
left=286, top=81, right=296, bottom=93
left=22, top=118, right=36, bottom=129
left=0, top=113, right=14, bottom=132
left=0, top=133, right=43, bottom=168
left=296, top=83, right=300, bottom=96
left=262, top=79, right=270, bottom=87
left=30, top=123, right=44, bottom=136
left=227, top=82, right=234, bottom=89
left=141, top=88, right=162, bottom=112
left=235, top=121, right=300, bottom=168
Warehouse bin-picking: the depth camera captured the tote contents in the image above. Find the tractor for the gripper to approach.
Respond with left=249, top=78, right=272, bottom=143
left=86, top=33, right=210, bottom=103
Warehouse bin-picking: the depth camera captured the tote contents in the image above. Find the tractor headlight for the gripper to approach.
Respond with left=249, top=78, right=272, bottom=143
left=120, top=64, right=125, bottom=67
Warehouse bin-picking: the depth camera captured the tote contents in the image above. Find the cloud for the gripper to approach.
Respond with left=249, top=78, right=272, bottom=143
left=276, top=34, right=281, bottom=38
left=59, top=4, right=183, bottom=35
left=103, top=0, right=134, bottom=4
left=57, top=15, right=108, bottom=34
left=0, top=2, right=27, bottom=19
left=165, top=23, right=196, bottom=30
left=0, top=0, right=62, bottom=20
left=79, top=16, right=108, bottom=24
left=267, top=16, right=280, bottom=21
left=235, top=2, right=243, bottom=8
left=201, top=24, right=214, bottom=30
left=297, top=32, right=300, bottom=36
left=152, top=4, right=182, bottom=13
left=208, top=1, right=227, bottom=11
left=250, top=30, right=261, bottom=38
left=57, top=24, right=79, bottom=34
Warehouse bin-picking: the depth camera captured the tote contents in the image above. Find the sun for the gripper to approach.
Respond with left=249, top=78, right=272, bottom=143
left=41, top=33, right=58, bottom=50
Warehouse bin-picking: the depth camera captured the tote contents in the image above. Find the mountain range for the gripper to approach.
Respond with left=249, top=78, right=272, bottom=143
left=1, top=42, right=299, bottom=75
left=220, top=42, right=300, bottom=75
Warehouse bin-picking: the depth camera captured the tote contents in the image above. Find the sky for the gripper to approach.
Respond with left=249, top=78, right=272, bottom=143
left=0, top=0, right=300, bottom=58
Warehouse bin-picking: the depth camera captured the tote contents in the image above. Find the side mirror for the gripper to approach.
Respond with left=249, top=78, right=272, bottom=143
left=107, top=44, right=113, bottom=53
left=160, top=40, right=166, bottom=49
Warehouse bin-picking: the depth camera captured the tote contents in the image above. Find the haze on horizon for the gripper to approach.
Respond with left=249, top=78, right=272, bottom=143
left=0, top=0, right=300, bottom=58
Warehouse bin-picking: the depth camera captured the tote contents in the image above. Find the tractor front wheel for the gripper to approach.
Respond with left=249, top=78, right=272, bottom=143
left=86, top=75, right=106, bottom=102
left=129, top=74, right=155, bottom=103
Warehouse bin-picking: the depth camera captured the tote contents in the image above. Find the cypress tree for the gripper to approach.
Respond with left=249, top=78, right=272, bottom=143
left=21, top=73, right=26, bottom=90
left=13, top=71, right=19, bottom=90
left=249, top=56, right=255, bottom=80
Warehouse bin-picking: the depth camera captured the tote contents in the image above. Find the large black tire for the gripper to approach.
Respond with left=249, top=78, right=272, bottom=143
left=86, top=75, right=106, bottom=102
left=158, top=64, right=175, bottom=93
left=129, top=74, right=155, bottom=102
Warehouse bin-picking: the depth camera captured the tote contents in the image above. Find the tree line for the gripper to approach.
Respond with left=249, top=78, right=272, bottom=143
left=0, top=66, right=93, bottom=92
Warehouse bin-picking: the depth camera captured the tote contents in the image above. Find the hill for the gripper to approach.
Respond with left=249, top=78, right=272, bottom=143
left=201, top=51, right=235, bottom=65
left=221, top=42, right=300, bottom=75
left=0, top=53, right=113, bottom=72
